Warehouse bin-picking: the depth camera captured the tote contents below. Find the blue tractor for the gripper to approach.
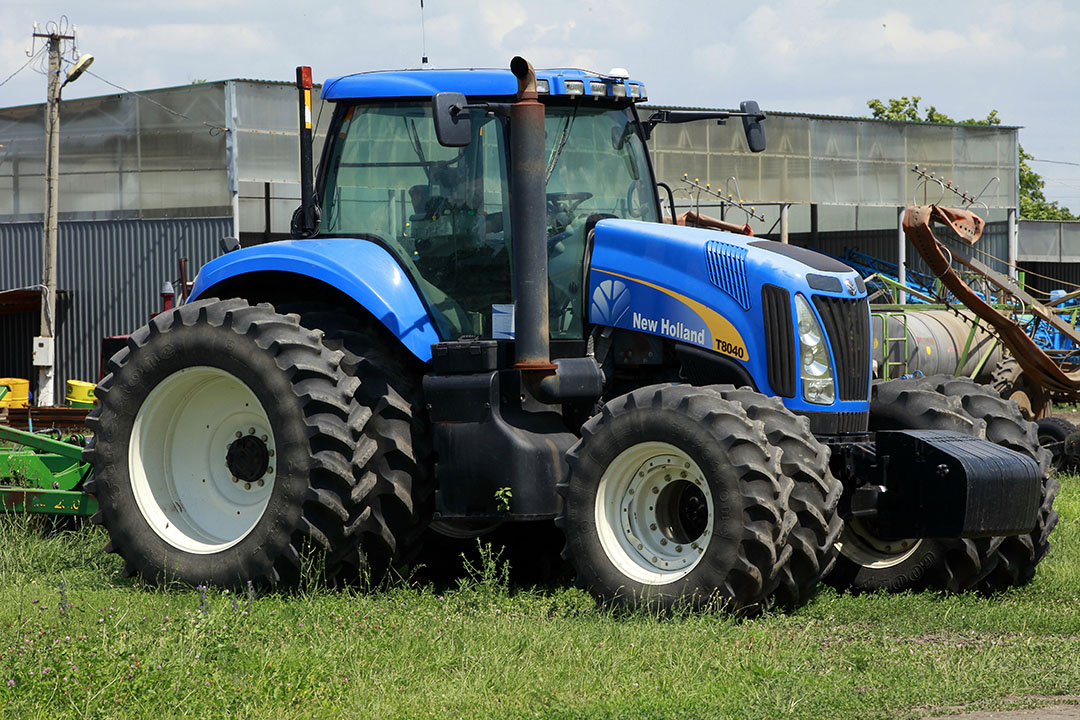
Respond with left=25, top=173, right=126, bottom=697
left=83, top=59, right=1056, bottom=611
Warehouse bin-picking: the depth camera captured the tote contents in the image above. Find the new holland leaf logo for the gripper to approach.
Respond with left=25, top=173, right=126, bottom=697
left=591, top=279, right=631, bottom=326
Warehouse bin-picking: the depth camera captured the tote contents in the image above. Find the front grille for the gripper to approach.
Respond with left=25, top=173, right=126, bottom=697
left=704, top=240, right=751, bottom=310
left=813, top=295, right=871, bottom=401
left=761, top=284, right=795, bottom=398
left=799, top=410, right=870, bottom=434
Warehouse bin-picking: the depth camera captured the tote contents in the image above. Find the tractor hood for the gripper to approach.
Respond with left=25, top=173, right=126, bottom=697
left=588, top=218, right=869, bottom=410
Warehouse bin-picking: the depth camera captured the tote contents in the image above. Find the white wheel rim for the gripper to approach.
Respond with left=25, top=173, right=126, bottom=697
left=595, top=441, right=713, bottom=585
left=129, top=366, right=277, bottom=554
left=836, top=518, right=921, bottom=569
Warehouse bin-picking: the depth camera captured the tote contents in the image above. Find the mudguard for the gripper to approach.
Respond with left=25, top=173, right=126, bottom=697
left=588, top=218, right=870, bottom=415
left=188, top=238, right=441, bottom=362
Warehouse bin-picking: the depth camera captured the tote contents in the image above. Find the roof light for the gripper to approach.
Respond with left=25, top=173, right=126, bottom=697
left=536, top=78, right=550, bottom=94
left=638, top=85, right=647, bottom=101
left=629, top=85, right=641, bottom=99
left=564, top=80, right=584, bottom=95
left=612, top=83, right=627, bottom=98
left=589, top=81, right=607, bottom=96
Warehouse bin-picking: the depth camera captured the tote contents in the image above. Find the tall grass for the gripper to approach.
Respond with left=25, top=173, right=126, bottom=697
left=1, top=478, right=1079, bottom=719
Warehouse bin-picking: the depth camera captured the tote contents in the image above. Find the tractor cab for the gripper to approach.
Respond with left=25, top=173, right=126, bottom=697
left=315, top=68, right=658, bottom=341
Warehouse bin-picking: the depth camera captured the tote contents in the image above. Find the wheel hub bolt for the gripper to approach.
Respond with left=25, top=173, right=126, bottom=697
left=235, top=431, right=242, bottom=438
left=650, top=523, right=657, bottom=531
left=664, top=474, right=671, bottom=482
left=628, top=488, right=634, bottom=495
left=676, top=545, right=682, bottom=552
left=261, top=435, right=268, bottom=442
left=660, top=538, right=668, bottom=546
left=232, top=476, right=239, bottom=483
left=651, top=487, right=659, bottom=494
left=257, top=479, right=265, bottom=487
left=691, top=542, right=698, bottom=549
left=244, top=482, right=251, bottom=490
left=248, top=427, right=255, bottom=435
left=680, top=471, right=687, bottom=478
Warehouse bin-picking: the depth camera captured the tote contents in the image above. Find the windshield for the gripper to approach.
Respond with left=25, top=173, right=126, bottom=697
left=320, top=100, right=656, bottom=340
left=543, top=103, right=658, bottom=337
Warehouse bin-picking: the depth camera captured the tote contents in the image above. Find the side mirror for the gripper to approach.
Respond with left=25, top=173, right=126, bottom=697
left=740, top=100, right=766, bottom=153
left=433, top=92, right=472, bottom=147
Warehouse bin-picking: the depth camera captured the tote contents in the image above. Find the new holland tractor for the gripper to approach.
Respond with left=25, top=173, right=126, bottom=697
left=83, top=58, right=1057, bottom=611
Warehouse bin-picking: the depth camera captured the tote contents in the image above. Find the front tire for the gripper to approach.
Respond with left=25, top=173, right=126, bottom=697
left=828, top=376, right=991, bottom=593
left=83, top=299, right=359, bottom=588
left=709, top=387, right=842, bottom=608
left=558, top=384, right=790, bottom=612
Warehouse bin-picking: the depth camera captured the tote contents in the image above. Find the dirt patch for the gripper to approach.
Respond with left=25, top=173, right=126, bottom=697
left=922, top=699, right=1080, bottom=719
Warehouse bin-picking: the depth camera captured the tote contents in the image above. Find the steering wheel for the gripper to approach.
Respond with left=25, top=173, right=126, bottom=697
left=547, top=192, right=593, bottom=235
left=626, top=180, right=648, bottom=219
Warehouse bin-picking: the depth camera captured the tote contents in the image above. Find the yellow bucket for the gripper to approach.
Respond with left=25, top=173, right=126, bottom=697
left=0, top=378, right=30, bottom=408
left=66, top=379, right=97, bottom=408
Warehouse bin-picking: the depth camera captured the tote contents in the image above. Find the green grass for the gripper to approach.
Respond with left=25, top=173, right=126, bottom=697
left=2, top=479, right=1080, bottom=719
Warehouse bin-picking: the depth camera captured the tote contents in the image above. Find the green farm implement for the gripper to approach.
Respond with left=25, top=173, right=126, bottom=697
left=0, top=425, right=96, bottom=517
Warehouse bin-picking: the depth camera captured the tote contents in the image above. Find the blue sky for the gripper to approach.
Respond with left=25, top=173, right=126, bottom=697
left=2, top=0, right=1077, bottom=209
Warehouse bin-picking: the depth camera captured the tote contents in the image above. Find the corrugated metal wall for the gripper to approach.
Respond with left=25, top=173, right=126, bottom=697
left=1, top=218, right=229, bottom=394
left=1018, top=261, right=1080, bottom=298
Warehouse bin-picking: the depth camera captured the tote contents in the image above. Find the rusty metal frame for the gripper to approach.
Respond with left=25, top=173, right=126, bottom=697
left=903, top=204, right=1080, bottom=394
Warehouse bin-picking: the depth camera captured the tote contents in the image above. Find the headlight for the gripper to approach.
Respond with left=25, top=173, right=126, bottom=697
left=795, top=294, right=835, bottom=405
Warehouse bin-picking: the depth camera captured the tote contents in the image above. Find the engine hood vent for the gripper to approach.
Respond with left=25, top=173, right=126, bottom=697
left=704, top=240, right=751, bottom=310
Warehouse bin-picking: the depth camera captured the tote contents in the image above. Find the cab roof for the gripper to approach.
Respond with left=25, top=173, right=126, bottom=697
left=321, top=67, right=647, bottom=102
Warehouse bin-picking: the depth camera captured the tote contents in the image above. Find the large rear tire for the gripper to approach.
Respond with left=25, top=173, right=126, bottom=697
left=558, top=384, right=790, bottom=613
left=83, top=299, right=359, bottom=588
left=273, top=305, right=433, bottom=583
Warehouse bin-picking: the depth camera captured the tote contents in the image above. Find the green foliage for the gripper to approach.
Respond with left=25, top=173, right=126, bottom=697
left=867, top=96, right=1076, bottom=220
left=1020, top=147, right=1078, bottom=220
left=494, top=486, right=513, bottom=513
left=866, top=95, right=1000, bottom=126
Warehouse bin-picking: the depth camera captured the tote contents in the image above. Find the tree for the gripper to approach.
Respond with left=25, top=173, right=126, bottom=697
left=867, top=96, right=1076, bottom=220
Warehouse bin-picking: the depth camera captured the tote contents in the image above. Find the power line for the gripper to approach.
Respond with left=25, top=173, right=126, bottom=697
left=0, top=46, right=46, bottom=89
left=1029, top=158, right=1080, bottom=167
left=84, top=69, right=228, bottom=135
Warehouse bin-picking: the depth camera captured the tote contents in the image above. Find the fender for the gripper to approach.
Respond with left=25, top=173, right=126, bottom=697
left=189, top=238, right=441, bottom=362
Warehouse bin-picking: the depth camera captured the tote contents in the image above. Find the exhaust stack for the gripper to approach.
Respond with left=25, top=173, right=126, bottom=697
left=509, top=57, right=603, bottom=403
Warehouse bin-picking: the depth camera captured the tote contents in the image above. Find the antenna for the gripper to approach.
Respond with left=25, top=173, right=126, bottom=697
left=419, top=1, right=429, bottom=66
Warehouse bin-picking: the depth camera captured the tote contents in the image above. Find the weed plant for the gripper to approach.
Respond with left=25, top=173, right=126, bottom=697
left=0, top=479, right=1078, bottom=719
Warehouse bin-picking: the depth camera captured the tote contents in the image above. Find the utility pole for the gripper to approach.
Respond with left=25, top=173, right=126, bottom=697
left=33, top=30, right=69, bottom=406
left=31, top=24, right=91, bottom=406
